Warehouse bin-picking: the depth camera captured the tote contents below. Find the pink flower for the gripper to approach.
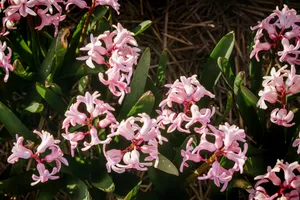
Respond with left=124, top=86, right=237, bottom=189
left=7, top=135, right=33, bottom=164
left=0, top=41, right=13, bottom=82
left=96, top=0, right=120, bottom=14
left=34, top=130, right=60, bottom=154
left=82, top=127, right=111, bottom=151
left=5, top=0, right=37, bottom=17
left=270, top=108, right=295, bottom=127
left=180, top=123, right=247, bottom=191
left=42, top=146, right=69, bottom=171
left=64, top=0, right=87, bottom=10
left=103, top=113, right=166, bottom=173
left=198, top=160, right=234, bottom=192
left=257, top=86, right=278, bottom=109
left=31, top=163, right=59, bottom=186
left=249, top=160, right=300, bottom=199
left=62, top=131, right=85, bottom=157
left=292, top=132, right=300, bottom=154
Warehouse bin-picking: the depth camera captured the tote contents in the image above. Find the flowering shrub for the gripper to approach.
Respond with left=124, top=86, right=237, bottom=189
left=0, top=1, right=299, bottom=200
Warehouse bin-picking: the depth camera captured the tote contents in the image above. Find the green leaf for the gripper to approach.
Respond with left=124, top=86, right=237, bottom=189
left=24, top=101, right=44, bottom=113
left=132, top=20, right=152, bottom=36
left=155, top=49, right=168, bottom=87
left=88, top=7, right=109, bottom=34
left=119, top=48, right=151, bottom=119
left=60, top=61, right=105, bottom=78
left=122, top=181, right=142, bottom=200
left=234, top=71, right=263, bottom=144
left=64, top=156, right=115, bottom=193
left=217, top=57, right=235, bottom=88
left=127, top=91, right=155, bottom=117
left=9, top=31, right=33, bottom=65
left=0, top=102, right=36, bottom=141
left=113, top=173, right=140, bottom=198
left=0, top=172, right=33, bottom=195
left=36, top=83, right=66, bottom=114
left=78, top=76, right=89, bottom=95
left=12, top=59, right=35, bottom=80
left=229, top=177, right=252, bottom=189
left=249, top=52, right=262, bottom=95
left=215, top=91, right=233, bottom=124
left=156, top=154, right=179, bottom=176
left=200, top=31, right=235, bottom=93
left=38, top=28, right=70, bottom=81
left=240, top=85, right=258, bottom=107
left=60, top=174, right=91, bottom=200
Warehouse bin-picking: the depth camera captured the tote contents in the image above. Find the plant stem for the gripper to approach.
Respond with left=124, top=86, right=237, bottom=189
left=77, top=0, right=96, bottom=54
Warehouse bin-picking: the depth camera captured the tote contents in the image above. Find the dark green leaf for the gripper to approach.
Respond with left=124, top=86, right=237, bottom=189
left=60, top=174, right=91, bottom=200
left=200, top=31, right=235, bottom=93
left=0, top=102, right=36, bottom=141
left=36, top=83, right=66, bottom=114
left=119, top=48, right=151, bottom=119
left=38, top=28, right=70, bottom=81
left=217, top=57, right=235, bottom=88
left=132, top=20, right=152, bottom=36
left=127, top=91, right=155, bottom=117
left=113, top=172, right=140, bottom=198
left=24, top=101, right=44, bottom=113
left=215, top=91, right=233, bottom=124
left=249, top=53, right=262, bottom=95
left=240, top=85, right=258, bottom=107
left=0, top=172, right=33, bottom=195
left=88, top=7, right=109, bottom=34
left=9, top=31, right=33, bottom=65
left=123, top=180, right=142, bottom=200
left=156, top=154, right=179, bottom=176
left=155, top=49, right=168, bottom=87
left=12, top=59, right=34, bottom=80
left=78, top=76, right=89, bottom=95
left=60, top=61, right=105, bottom=78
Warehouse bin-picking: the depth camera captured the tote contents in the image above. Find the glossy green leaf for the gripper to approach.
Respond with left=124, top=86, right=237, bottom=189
left=78, top=76, right=89, bottom=95
left=132, top=20, right=152, bottom=36
left=155, top=49, right=168, bottom=87
left=25, top=101, right=44, bottom=113
left=88, top=7, right=109, bottom=34
left=119, top=48, right=150, bottom=119
left=9, top=31, right=33, bottom=65
left=12, top=59, right=34, bottom=80
left=234, top=71, right=263, bottom=144
left=64, top=156, right=115, bottom=193
left=156, top=154, right=179, bottom=176
left=200, top=31, right=235, bottom=93
left=240, top=85, right=258, bottom=107
left=122, top=180, right=142, bottom=200
left=127, top=91, right=155, bottom=117
left=38, top=28, right=70, bottom=81
left=60, top=174, right=91, bottom=200
left=0, top=172, right=33, bottom=195
left=0, top=102, right=36, bottom=141
left=217, top=57, right=235, bottom=88
left=36, top=83, right=66, bottom=114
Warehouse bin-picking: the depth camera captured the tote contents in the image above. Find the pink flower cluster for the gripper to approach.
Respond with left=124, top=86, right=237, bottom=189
left=0, top=0, right=120, bottom=37
left=292, top=132, right=300, bottom=155
left=250, top=4, right=300, bottom=65
left=248, top=160, right=300, bottom=199
left=180, top=123, right=248, bottom=191
left=103, top=113, right=167, bottom=173
left=7, top=130, right=68, bottom=186
left=62, top=91, right=116, bottom=156
left=77, top=23, right=140, bottom=104
left=257, top=65, right=300, bottom=127
left=157, top=75, right=215, bottom=133
left=0, top=41, right=13, bottom=82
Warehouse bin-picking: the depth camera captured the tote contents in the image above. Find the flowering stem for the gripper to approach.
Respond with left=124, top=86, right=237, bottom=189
left=77, top=0, right=96, bottom=54
left=185, top=154, right=216, bottom=185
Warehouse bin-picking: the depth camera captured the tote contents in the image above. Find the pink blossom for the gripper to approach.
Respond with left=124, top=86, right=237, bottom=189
left=250, top=4, right=300, bottom=65
left=42, top=146, right=69, bottom=171
left=31, top=163, right=59, bottom=186
left=96, top=0, right=120, bottom=14
left=35, top=9, right=66, bottom=37
left=257, top=86, right=278, bottom=109
left=5, top=0, right=37, bottom=17
left=198, top=160, right=234, bottom=192
left=34, top=130, right=60, bottom=154
left=64, top=0, right=87, bottom=10
left=292, top=132, right=300, bottom=154
left=270, top=108, right=295, bottom=127
left=7, top=135, right=33, bottom=164
left=0, top=41, right=13, bottom=82
left=62, top=91, right=116, bottom=156
left=103, top=113, right=166, bottom=173
left=249, top=160, right=300, bottom=199
left=62, top=131, right=85, bottom=157
left=180, top=123, right=247, bottom=191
